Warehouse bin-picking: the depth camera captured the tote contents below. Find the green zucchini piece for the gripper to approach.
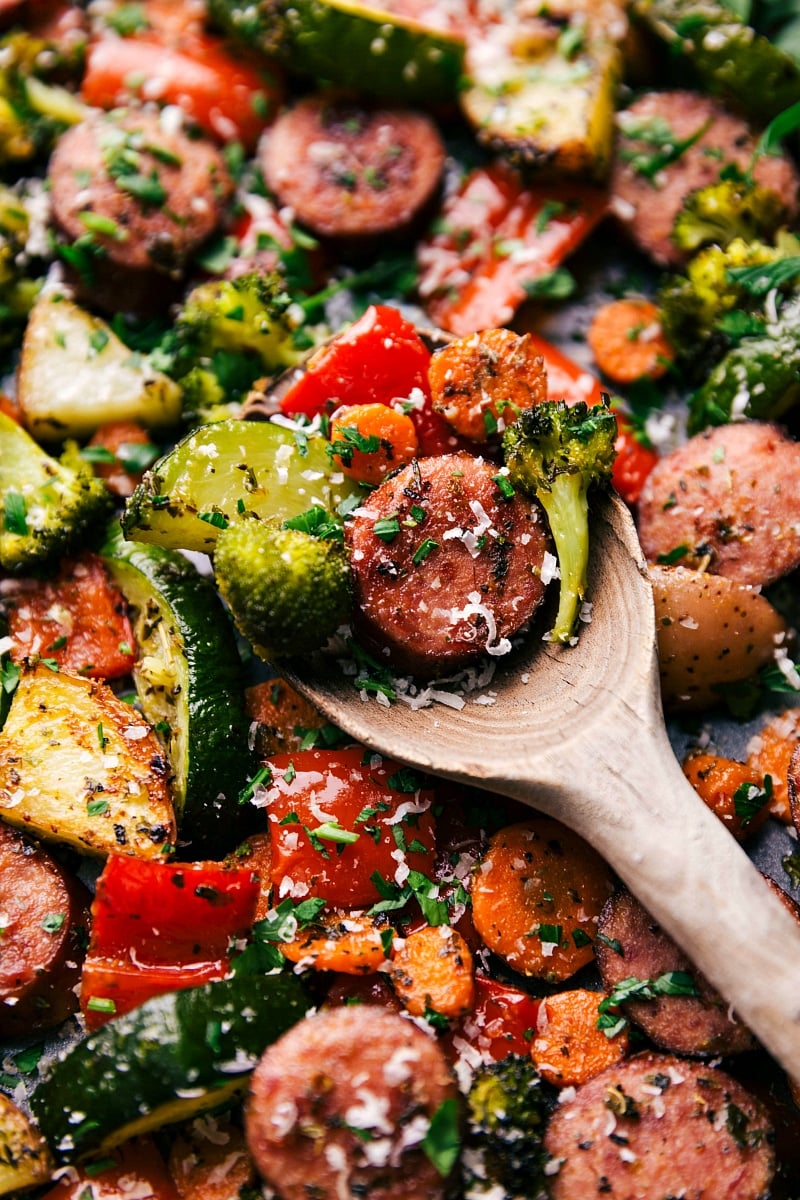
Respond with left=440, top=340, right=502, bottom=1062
left=122, top=418, right=363, bottom=553
left=207, top=0, right=465, bottom=105
left=633, top=0, right=800, bottom=124
left=459, top=5, right=625, bottom=179
left=100, top=526, right=254, bottom=852
left=31, top=973, right=310, bottom=1162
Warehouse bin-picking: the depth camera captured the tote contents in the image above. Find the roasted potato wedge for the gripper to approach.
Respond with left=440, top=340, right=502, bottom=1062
left=650, top=564, right=787, bottom=710
left=0, top=1092, right=52, bottom=1194
left=0, top=665, right=175, bottom=857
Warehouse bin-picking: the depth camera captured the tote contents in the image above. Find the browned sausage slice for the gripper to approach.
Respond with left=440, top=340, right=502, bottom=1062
left=544, top=1051, right=775, bottom=1199
left=345, top=452, right=551, bottom=677
left=261, top=96, right=445, bottom=237
left=0, top=822, right=90, bottom=1036
left=637, top=422, right=800, bottom=587
left=595, top=888, right=754, bottom=1056
left=610, top=90, right=800, bottom=266
left=49, top=108, right=232, bottom=309
left=245, top=1006, right=457, bottom=1200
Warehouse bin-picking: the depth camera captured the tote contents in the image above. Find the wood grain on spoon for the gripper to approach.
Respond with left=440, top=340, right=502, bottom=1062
left=282, top=491, right=800, bottom=1079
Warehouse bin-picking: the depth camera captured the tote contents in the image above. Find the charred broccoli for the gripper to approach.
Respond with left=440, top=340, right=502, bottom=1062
left=672, top=177, right=788, bottom=255
left=502, top=400, right=617, bottom=644
left=688, top=292, right=800, bottom=432
left=0, top=30, right=86, bottom=166
left=462, top=1054, right=554, bottom=1199
left=0, top=412, right=112, bottom=571
left=150, top=272, right=306, bottom=423
left=658, top=236, right=787, bottom=374
left=0, top=186, right=42, bottom=350
left=213, top=518, right=351, bottom=661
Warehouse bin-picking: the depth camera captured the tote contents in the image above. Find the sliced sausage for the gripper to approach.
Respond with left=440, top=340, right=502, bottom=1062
left=245, top=1005, right=458, bottom=1200
left=544, top=1051, right=775, bottom=1199
left=637, top=422, right=800, bottom=587
left=49, top=107, right=232, bottom=310
left=595, top=888, right=754, bottom=1057
left=0, top=822, right=90, bottom=1036
left=260, top=95, right=445, bottom=238
left=610, top=90, right=800, bottom=266
left=345, top=452, right=551, bottom=677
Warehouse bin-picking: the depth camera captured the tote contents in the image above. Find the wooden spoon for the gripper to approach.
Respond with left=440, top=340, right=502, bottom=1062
left=283, top=490, right=800, bottom=1078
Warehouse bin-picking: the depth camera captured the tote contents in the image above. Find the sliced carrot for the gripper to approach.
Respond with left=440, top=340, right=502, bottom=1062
left=168, top=1116, right=255, bottom=1200
left=682, top=752, right=771, bottom=841
left=244, top=677, right=331, bottom=757
left=471, top=817, right=613, bottom=983
left=746, top=708, right=800, bottom=823
left=531, top=988, right=629, bottom=1087
left=388, top=924, right=474, bottom=1019
left=328, top=402, right=419, bottom=485
left=587, top=298, right=674, bottom=385
left=427, top=327, right=546, bottom=443
left=281, top=914, right=393, bottom=975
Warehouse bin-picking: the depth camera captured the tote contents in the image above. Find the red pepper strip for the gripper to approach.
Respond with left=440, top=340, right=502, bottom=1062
left=445, top=974, right=541, bottom=1062
left=525, top=333, right=659, bottom=505
left=81, top=33, right=284, bottom=150
left=418, top=163, right=608, bottom=337
left=267, top=747, right=437, bottom=910
left=278, top=304, right=470, bottom=457
left=5, top=550, right=136, bottom=680
left=81, top=856, right=259, bottom=1028
left=39, top=1136, right=179, bottom=1199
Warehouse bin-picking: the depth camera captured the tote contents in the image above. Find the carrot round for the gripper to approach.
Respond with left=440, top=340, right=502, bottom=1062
left=471, top=817, right=613, bottom=982
left=230, top=831, right=273, bottom=921
left=388, top=924, right=475, bottom=1019
left=531, top=988, right=629, bottom=1087
left=587, top=298, right=674, bottom=384
left=682, top=753, right=771, bottom=842
left=746, top=708, right=800, bottom=823
left=328, top=403, right=419, bottom=485
left=281, top=914, right=393, bottom=975
left=244, top=677, right=330, bottom=756
left=427, top=327, right=546, bottom=443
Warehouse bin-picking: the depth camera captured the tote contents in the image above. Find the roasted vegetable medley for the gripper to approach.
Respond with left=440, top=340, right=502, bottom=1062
left=4, top=0, right=800, bottom=1195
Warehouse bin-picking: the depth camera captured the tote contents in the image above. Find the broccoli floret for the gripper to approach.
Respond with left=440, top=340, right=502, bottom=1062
left=658, top=236, right=782, bottom=374
left=0, top=412, right=112, bottom=571
left=462, top=1054, right=554, bottom=1199
left=0, top=31, right=86, bottom=166
left=673, top=177, right=787, bottom=256
left=150, top=272, right=306, bottom=423
left=0, top=186, right=42, bottom=350
left=502, top=400, right=617, bottom=645
left=213, top=519, right=351, bottom=661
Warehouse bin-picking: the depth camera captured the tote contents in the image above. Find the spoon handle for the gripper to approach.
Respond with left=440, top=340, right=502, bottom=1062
left=498, top=718, right=800, bottom=1079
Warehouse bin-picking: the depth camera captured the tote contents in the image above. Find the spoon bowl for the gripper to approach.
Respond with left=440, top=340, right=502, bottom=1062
left=283, top=490, right=800, bottom=1077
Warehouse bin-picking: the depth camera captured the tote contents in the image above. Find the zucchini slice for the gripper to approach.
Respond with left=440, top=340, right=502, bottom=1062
left=460, top=2, right=626, bottom=179
left=208, top=0, right=465, bottom=105
left=122, top=418, right=362, bottom=552
left=633, top=0, right=800, bottom=124
left=100, top=528, right=254, bottom=853
left=31, top=973, right=310, bottom=1162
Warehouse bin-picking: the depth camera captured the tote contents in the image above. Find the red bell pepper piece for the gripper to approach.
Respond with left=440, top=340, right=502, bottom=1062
left=278, top=304, right=468, bottom=457
left=446, top=974, right=541, bottom=1062
left=39, top=1136, right=179, bottom=1200
left=5, top=550, right=136, bottom=680
left=266, top=747, right=437, bottom=909
left=609, top=411, right=660, bottom=506
left=418, top=163, right=608, bottom=336
left=81, top=32, right=283, bottom=150
left=81, top=856, right=259, bottom=1027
